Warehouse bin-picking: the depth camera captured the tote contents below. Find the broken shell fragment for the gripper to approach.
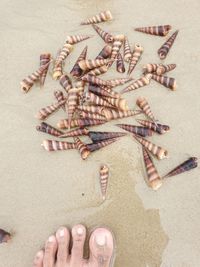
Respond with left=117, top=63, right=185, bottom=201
left=135, top=25, right=172, bottom=36
left=158, top=30, right=179, bottom=59
left=41, top=140, right=76, bottom=151
left=74, top=137, right=90, bottom=160
left=121, top=74, right=152, bottom=94
left=81, top=10, right=113, bottom=25
left=0, top=229, right=11, bottom=243
left=92, top=24, right=114, bottom=43
left=99, top=164, right=109, bottom=200
left=151, top=74, right=177, bottom=90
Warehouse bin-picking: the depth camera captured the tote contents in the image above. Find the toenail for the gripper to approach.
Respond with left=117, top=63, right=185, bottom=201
left=77, top=227, right=84, bottom=235
left=36, top=251, right=43, bottom=258
left=59, top=229, right=65, bottom=237
left=48, top=236, right=54, bottom=242
left=95, top=235, right=106, bottom=246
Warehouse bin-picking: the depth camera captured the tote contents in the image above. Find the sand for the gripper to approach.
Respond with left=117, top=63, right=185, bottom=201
left=0, top=0, right=200, bottom=266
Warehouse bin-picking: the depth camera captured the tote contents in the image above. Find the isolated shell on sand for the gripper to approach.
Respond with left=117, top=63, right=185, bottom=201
left=116, top=124, right=153, bottom=137
left=41, top=140, right=76, bottom=151
left=136, top=119, right=170, bottom=134
left=36, top=99, right=66, bottom=120
left=74, top=137, right=90, bottom=160
left=158, top=30, right=179, bottom=59
left=86, top=138, right=118, bottom=152
left=88, top=131, right=126, bottom=143
left=136, top=96, right=156, bottom=122
left=135, top=25, right=172, bottom=36
left=66, top=35, right=91, bottom=44
left=151, top=74, right=177, bottom=90
left=0, top=229, right=11, bottom=243
left=127, top=43, right=143, bottom=75
left=59, top=128, right=89, bottom=138
left=92, top=24, right=114, bottom=43
left=36, top=122, right=64, bottom=137
left=99, top=164, right=109, bottom=200
left=121, top=74, right=152, bottom=94
left=70, top=46, right=88, bottom=78
left=81, top=10, right=113, bottom=25
left=57, top=118, right=106, bottom=130
left=39, top=53, right=51, bottom=86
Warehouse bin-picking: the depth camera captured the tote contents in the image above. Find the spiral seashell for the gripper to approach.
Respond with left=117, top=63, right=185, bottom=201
left=136, top=97, right=156, bottom=122
left=109, top=35, right=125, bottom=66
left=124, top=37, right=132, bottom=62
left=88, top=84, right=119, bottom=99
left=151, top=74, right=176, bottom=90
left=142, top=147, right=162, bottom=191
left=135, top=25, right=172, bottom=36
left=92, top=24, right=114, bottom=43
left=86, top=65, right=109, bottom=76
left=116, top=124, right=153, bottom=137
left=59, top=74, right=72, bottom=93
left=39, top=53, right=51, bottom=86
left=121, top=74, right=152, bottom=94
left=81, top=74, right=111, bottom=87
left=86, top=138, right=118, bottom=152
left=127, top=43, right=143, bottom=75
left=74, top=80, right=86, bottom=98
left=59, top=128, right=89, bottom=138
left=56, top=43, right=73, bottom=65
left=66, top=35, right=91, bottom=44
left=77, top=105, right=104, bottom=116
left=102, top=108, right=141, bottom=121
left=116, top=53, right=125, bottom=73
left=156, top=64, right=177, bottom=75
left=52, top=60, right=63, bottom=80
left=136, top=119, right=170, bottom=134
left=88, top=131, right=126, bottom=143
left=96, top=44, right=112, bottom=59
left=70, top=46, right=88, bottom=78
left=67, top=87, right=80, bottom=128
left=41, top=140, right=76, bottom=151
left=101, top=86, right=121, bottom=99
left=36, top=122, right=64, bottom=137
left=99, top=164, right=109, bottom=200
left=57, top=118, right=106, bottom=129
left=36, top=99, right=66, bottom=120
left=103, top=96, right=129, bottom=111
left=158, top=30, right=179, bottom=59
left=74, top=137, right=90, bottom=160
left=143, top=63, right=160, bottom=74
left=79, top=110, right=106, bottom=121
left=81, top=10, right=113, bottom=25
left=79, top=58, right=112, bottom=71
left=0, top=229, right=11, bottom=243
left=54, top=90, right=66, bottom=111
left=84, top=92, right=113, bottom=108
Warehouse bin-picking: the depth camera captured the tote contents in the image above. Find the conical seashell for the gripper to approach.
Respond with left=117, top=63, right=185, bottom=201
left=41, top=140, right=76, bottom=151
left=96, top=44, right=112, bottom=59
left=84, top=92, right=113, bottom=108
left=57, top=118, right=106, bottom=129
left=66, top=35, right=91, bottom=44
left=103, top=96, right=129, bottom=111
left=92, top=24, right=114, bottom=43
left=116, top=124, right=153, bottom=137
left=59, top=128, right=89, bottom=138
left=121, top=74, right=152, bottom=94
left=36, top=99, right=66, bottom=120
left=142, top=147, right=162, bottom=191
left=56, top=43, right=73, bottom=65
left=74, top=137, right=90, bottom=160
left=52, top=56, right=63, bottom=80
left=36, top=122, right=64, bottom=137
left=163, top=157, right=198, bottom=179
left=135, top=25, right=172, bottom=36
left=127, top=43, right=143, bottom=75
left=133, top=134, right=168, bottom=160
left=74, top=80, right=85, bottom=98
left=89, top=131, right=126, bottom=143
left=86, top=65, right=109, bottom=76
left=39, top=53, right=51, bottom=86
left=81, top=10, right=113, bottom=25
left=102, top=108, right=141, bottom=121
left=109, top=35, right=125, bottom=65
left=77, top=105, right=104, bottom=115
left=99, top=164, right=109, bottom=200
left=54, top=90, right=66, bottom=110
left=0, top=229, right=11, bottom=243
left=151, top=74, right=176, bottom=90
left=59, top=74, right=72, bottom=93
left=124, top=37, right=132, bottom=62
left=143, top=63, right=160, bottom=74
left=82, top=74, right=111, bottom=87
left=101, top=86, right=121, bottom=99
left=67, top=88, right=80, bottom=127
left=136, top=96, right=156, bottom=122
left=86, top=138, right=118, bottom=152
left=88, top=84, right=118, bottom=99
left=20, top=62, right=50, bottom=93
left=108, top=77, right=132, bottom=88
left=158, top=30, right=179, bottom=59
left=79, top=58, right=112, bottom=71
left=116, top=53, right=125, bottom=73
left=156, top=64, right=177, bottom=75
left=79, top=110, right=106, bottom=120
left=70, top=46, right=88, bottom=78
left=136, top=119, right=170, bottom=134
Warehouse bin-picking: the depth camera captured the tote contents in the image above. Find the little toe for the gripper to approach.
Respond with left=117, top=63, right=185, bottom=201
left=33, top=250, right=44, bottom=267
left=55, top=227, right=70, bottom=266
left=70, top=224, right=86, bottom=265
left=43, top=235, right=57, bottom=267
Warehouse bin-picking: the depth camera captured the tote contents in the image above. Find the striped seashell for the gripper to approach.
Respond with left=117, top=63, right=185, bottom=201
left=57, top=118, right=106, bottom=129
left=56, top=43, right=73, bottom=65
left=158, top=30, right=179, bottom=59
left=151, top=74, right=176, bottom=90
left=59, top=128, right=89, bottom=138
left=67, top=88, right=80, bottom=127
left=92, top=24, right=114, bottom=43
left=128, top=43, right=143, bottom=75
left=74, top=137, right=90, bottom=160
left=36, top=122, right=64, bottom=137
left=124, top=37, right=132, bottom=62
left=121, top=74, right=152, bottom=94
left=52, top=58, right=63, bottom=80
left=82, top=74, right=111, bottom=87
left=0, top=229, right=11, bottom=243
left=102, top=108, right=141, bottom=121
left=86, top=138, right=118, bottom=152
left=74, top=80, right=86, bottom=98
left=99, top=164, right=109, bottom=200
left=133, top=134, right=168, bottom=160
left=101, top=86, right=121, bottom=99
left=143, top=63, right=160, bottom=74
left=88, top=84, right=119, bottom=99
left=66, top=35, right=91, bottom=44
left=89, top=131, right=126, bottom=143
left=136, top=96, right=156, bottom=122
left=36, top=99, right=66, bottom=120
left=135, top=25, right=172, bottom=36
left=116, top=53, right=125, bottom=73
left=54, top=90, right=66, bottom=111
left=77, top=105, right=104, bottom=115
left=86, top=65, right=109, bottom=76
left=81, top=10, right=113, bottom=25
left=163, top=157, right=198, bottom=179
left=84, top=92, right=113, bottom=108
left=142, top=147, right=162, bottom=191
left=39, top=53, right=51, bottom=86
left=41, top=140, right=76, bottom=151
left=156, top=64, right=177, bottom=75
left=79, top=110, right=106, bottom=121
left=116, top=124, right=153, bottom=137
left=108, top=77, right=132, bottom=88
left=70, top=46, right=88, bottom=78
left=136, top=119, right=170, bottom=134
left=79, top=58, right=112, bottom=71
left=103, top=96, right=129, bottom=111
left=109, top=35, right=125, bottom=65
left=96, top=44, right=112, bottom=59
left=59, top=74, right=72, bottom=93
left=21, top=62, right=50, bottom=93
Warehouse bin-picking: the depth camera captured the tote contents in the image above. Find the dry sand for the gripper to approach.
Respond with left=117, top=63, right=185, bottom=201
left=0, top=0, right=200, bottom=266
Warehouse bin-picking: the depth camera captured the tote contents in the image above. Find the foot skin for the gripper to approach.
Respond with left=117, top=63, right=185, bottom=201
left=33, top=225, right=115, bottom=267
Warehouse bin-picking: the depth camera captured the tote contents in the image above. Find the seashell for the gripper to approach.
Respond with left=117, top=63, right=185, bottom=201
left=56, top=43, right=73, bottom=65
left=103, top=96, right=129, bottom=111
left=79, top=58, right=112, bottom=71
left=88, top=84, right=119, bottom=99
left=21, top=62, right=50, bottom=93
left=70, top=46, right=88, bottom=78
left=36, top=99, right=66, bottom=120
left=82, top=74, right=111, bottom=87
left=36, top=122, right=64, bottom=137
left=88, top=131, right=126, bottom=143
left=66, top=35, right=91, bottom=45
left=142, top=147, right=162, bottom=191
left=102, top=108, right=141, bottom=121
left=59, top=128, right=89, bottom=138
left=84, top=92, right=114, bottom=108
left=74, top=137, right=90, bottom=160
left=67, top=87, right=80, bottom=128
left=99, top=164, right=109, bottom=200
left=135, top=25, right=172, bottom=36
left=156, top=64, right=177, bottom=75
left=74, top=80, right=86, bottom=98
left=109, top=35, right=125, bottom=66
left=92, top=24, right=114, bottom=43
left=143, top=63, right=160, bottom=74
left=136, top=119, right=170, bottom=134
left=116, top=53, right=125, bottom=73
left=107, top=77, right=132, bottom=88
left=41, top=140, right=76, bottom=151
left=158, top=30, right=179, bottom=59
left=116, top=124, right=153, bottom=137
left=77, top=105, right=104, bottom=115
left=79, top=110, right=106, bottom=120
left=151, top=74, right=176, bottom=90
left=124, top=37, right=132, bottom=62
left=101, top=86, right=121, bottom=99
left=39, top=53, right=51, bottom=86
left=136, top=96, right=156, bottom=122
left=85, top=65, right=109, bottom=76
left=121, top=74, right=152, bottom=94
left=133, top=134, right=168, bottom=160
left=54, top=90, right=66, bottom=110
left=57, top=118, right=106, bottom=129
left=59, top=74, right=72, bottom=93
left=86, top=138, right=118, bottom=152
left=0, top=229, right=11, bottom=243
left=81, top=10, right=113, bottom=25
left=52, top=57, right=63, bottom=80
left=163, top=157, right=198, bottom=179
left=96, top=44, right=112, bottom=59
left=127, top=43, right=143, bottom=75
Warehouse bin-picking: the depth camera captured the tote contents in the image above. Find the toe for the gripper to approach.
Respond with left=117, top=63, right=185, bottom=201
left=55, top=227, right=70, bottom=266
left=88, top=228, right=115, bottom=267
left=70, top=224, right=86, bottom=265
left=33, top=250, right=44, bottom=267
left=43, top=235, right=57, bottom=267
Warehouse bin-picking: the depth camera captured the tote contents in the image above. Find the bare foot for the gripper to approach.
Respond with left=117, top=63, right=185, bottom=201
left=33, top=224, right=115, bottom=267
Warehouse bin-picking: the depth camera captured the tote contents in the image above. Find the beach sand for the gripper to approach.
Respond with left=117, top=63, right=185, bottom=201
left=0, top=0, right=200, bottom=266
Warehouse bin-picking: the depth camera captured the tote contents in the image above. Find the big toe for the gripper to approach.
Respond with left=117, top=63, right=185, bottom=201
left=33, top=250, right=44, bottom=267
